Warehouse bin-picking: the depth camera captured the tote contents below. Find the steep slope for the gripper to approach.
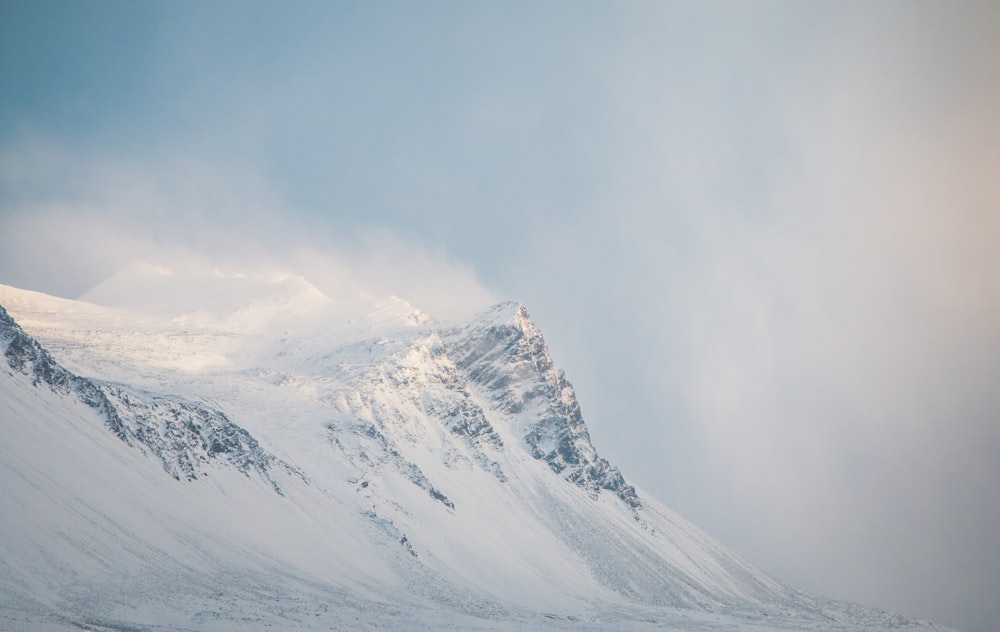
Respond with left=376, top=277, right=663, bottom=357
left=314, top=302, right=796, bottom=611
left=447, top=302, right=640, bottom=506
left=0, top=306, right=417, bottom=630
left=0, top=276, right=950, bottom=632
left=1, top=305, right=293, bottom=490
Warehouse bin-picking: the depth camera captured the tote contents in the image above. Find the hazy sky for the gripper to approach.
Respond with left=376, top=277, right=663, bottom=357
left=2, top=2, right=998, bottom=631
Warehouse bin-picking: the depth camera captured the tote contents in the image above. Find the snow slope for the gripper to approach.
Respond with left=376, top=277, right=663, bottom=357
left=0, top=268, right=952, bottom=631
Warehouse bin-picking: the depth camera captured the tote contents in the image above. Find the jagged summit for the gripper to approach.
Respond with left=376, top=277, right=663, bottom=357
left=0, top=282, right=949, bottom=632
left=447, top=303, right=640, bottom=508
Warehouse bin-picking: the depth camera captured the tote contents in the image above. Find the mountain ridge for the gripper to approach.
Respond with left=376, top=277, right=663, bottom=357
left=0, top=278, right=952, bottom=631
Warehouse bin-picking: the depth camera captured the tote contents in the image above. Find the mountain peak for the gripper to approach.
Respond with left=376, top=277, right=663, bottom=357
left=0, top=282, right=943, bottom=632
left=445, top=301, right=640, bottom=510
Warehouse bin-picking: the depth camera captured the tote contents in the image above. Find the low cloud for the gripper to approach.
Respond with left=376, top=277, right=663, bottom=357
left=2, top=3, right=998, bottom=631
left=642, top=11, right=1000, bottom=624
left=0, top=138, right=498, bottom=322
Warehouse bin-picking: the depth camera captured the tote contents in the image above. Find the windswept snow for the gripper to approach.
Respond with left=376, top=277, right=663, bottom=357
left=0, top=269, right=952, bottom=632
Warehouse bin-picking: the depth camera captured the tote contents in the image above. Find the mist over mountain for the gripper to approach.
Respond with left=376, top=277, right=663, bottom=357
left=0, top=266, right=952, bottom=631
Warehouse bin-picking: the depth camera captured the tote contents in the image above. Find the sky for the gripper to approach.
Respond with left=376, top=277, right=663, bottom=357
left=1, top=2, right=999, bottom=631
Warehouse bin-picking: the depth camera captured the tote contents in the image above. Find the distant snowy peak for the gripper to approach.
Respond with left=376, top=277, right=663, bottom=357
left=80, top=260, right=331, bottom=316
left=72, top=261, right=435, bottom=339
left=79, top=260, right=187, bottom=306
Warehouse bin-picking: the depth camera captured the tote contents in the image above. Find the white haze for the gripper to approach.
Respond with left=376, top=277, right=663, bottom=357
left=1, top=3, right=998, bottom=632
left=0, top=143, right=497, bottom=322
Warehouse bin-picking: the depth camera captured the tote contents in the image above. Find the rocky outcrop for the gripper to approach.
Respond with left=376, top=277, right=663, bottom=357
left=1, top=304, right=294, bottom=494
left=329, top=420, right=455, bottom=509
left=446, top=302, right=640, bottom=509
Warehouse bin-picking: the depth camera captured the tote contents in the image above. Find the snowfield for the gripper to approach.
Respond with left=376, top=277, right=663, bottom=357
left=0, top=266, right=953, bottom=631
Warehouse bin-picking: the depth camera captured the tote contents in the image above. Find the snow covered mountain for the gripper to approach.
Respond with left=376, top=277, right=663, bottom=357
left=0, top=267, right=950, bottom=631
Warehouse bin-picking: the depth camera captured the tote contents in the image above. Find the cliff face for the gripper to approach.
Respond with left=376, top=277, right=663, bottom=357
left=445, top=302, right=639, bottom=508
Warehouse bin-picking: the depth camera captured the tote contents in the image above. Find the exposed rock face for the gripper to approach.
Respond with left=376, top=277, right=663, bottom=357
left=99, top=385, right=293, bottom=493
left=320, top=302, right=638, bottom=513
left=447, top=302, right=640, bottom=508
left=324, top=331, right=508, bottom=507
left=1, top=305, right=292, bottom=493
left=328, top=419, right=455, bottom=509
